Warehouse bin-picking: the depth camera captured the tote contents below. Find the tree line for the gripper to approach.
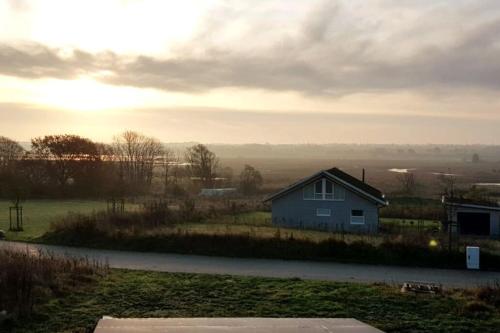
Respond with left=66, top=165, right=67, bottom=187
left=0, top=132, right=263, bottom=200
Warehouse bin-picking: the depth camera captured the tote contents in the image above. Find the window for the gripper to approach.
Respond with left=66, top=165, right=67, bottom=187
left=303, top=183, right=314, bottom=199
left=303, top=178, right=344, bottom=201
left=351, top=209, right=365, bottom=224
left=314, top=180, right=323, bottom=199
left=325, top=180, right=333, bottom=200
left=316, top=208, right=331, bottom=216
left=334, top=185, right=345, bottom=200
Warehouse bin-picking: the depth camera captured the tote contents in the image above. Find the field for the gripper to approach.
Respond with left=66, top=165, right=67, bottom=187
left=2, top=201, right=497, bottom=261
left=0, top=200, right=111, bottom=241
left=221, top=157, right=500, bottom=199
left=0, top=203, right=360, bottom=243
left=11, top=269, right=500, bottom=333
left=0, top=201, right=429, bottom=244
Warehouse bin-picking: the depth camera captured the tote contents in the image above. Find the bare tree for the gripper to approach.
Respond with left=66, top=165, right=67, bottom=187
left=170, top=152, right=183, bottom=186
left=162, top=148, right=174, bottom=195
left=0, top=136, right=27, bottom=203
left=0, top=136, right=24, bottom=171
left=185, top=144, right=218, bottom=188
left=239, top=164, right=263, bottom=195
left=112, top=131, right=164, bottom=189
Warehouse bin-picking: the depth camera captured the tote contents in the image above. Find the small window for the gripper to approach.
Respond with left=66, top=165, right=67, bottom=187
left=352, top=210, right=364, bottom=216
left=351, top=209, right=365, bottom=224
left=316, top=208, right=331, bottom=216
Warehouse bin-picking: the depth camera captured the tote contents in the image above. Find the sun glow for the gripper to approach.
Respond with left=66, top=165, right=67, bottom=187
left=1, top=1, right=213, bottom=55
left=32, top=78, right=157, bottom=112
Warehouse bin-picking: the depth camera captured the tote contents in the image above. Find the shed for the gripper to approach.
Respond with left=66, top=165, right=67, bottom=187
left=443, top=197, right=500, bottom=238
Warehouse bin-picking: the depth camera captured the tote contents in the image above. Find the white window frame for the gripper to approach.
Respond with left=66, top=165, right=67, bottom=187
left=303, top=178, right=345, bottom=201
left=316, top=208, right=331, bottom=216
left=350, top=209, right=365, bottom=225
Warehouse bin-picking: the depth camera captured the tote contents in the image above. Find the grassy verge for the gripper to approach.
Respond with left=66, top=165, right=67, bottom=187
left=0, top=200, right=109, bottom=241
left=0, top=199, right=443, bottom=244
left=40, top=209, right=500, bottom=270
left=0, top=200, right=138, bottom=241
left=11, top=269, right=500, bottom=333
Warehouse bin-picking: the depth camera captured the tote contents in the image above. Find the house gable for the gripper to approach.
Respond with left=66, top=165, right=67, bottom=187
left=265, top=168, right=387, bottom=206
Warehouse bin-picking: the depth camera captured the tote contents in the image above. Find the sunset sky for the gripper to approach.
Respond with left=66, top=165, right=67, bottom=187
left=1, top=0, right=500, bottom=144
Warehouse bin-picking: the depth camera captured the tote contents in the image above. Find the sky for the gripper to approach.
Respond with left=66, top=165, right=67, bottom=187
left=1, top=0, right=500, bottom=144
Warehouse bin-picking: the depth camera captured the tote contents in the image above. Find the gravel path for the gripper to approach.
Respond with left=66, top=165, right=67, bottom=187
left=2, top=240, right=499, bottom=289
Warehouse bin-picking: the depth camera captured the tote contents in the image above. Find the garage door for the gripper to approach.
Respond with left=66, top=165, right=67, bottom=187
left=457, top=212, right=490, bottom=236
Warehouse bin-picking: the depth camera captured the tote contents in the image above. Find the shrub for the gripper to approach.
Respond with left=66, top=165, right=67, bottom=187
left=0, top=248, right=107, bottom=324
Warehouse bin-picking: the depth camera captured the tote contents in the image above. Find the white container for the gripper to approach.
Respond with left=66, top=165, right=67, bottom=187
left=466, top=246, right=480, bottom=270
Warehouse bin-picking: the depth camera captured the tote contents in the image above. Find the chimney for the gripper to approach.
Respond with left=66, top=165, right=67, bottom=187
left=362, top=168, right=365, bottom=183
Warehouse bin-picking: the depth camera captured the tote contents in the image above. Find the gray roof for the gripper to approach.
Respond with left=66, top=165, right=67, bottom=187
left=443, top=196, right=500, bottom=211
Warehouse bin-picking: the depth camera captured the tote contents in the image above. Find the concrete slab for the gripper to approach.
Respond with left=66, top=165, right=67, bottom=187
left=93, top=317, right=384, bottom=333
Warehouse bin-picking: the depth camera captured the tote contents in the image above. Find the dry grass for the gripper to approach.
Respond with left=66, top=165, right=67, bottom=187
left=0, top=247, right=108, bottom=325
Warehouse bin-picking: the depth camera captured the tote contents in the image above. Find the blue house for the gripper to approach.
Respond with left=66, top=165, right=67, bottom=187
left=264, top=168, right=388, bottom=233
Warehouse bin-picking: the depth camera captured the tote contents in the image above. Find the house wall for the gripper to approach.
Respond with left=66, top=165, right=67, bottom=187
left=271, top=179, right=379, bottom=233
left=448, top=207, right=500, bottom=238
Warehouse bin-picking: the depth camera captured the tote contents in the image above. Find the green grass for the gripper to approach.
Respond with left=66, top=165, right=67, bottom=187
left=0, top=199, right=438, bottom=244
left=380, top=218, right=440, bottom=227
left=12, top=269, right=500, bottom=333
left=177, top=223, right=381, bottom=244
left=0, top=200, right=110, bottom=241
left=206, top=211, right=272, bottom=226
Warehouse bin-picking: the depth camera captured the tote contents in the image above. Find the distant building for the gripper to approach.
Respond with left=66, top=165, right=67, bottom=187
left=199, top=188, right=237, bottom=197
left=443, top=197, right=500, bottom=238
left=264, top=168, right=388, bottom=233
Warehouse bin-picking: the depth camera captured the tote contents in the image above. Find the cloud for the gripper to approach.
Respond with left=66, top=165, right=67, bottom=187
left=0, top=43, right=116, bottom=79
left=1, top=0, right=500, bottom=96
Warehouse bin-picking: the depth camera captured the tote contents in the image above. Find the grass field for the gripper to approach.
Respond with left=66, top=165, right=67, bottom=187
left=10, top=269, right=500, bottom=333
left=181, top=213, right=438, bottom=244
left=2, top=200, right=498, bottom=261
left=381, top=218, right=440, bottom=227
left=0, top=200, right=110, bottom=241
left=0, top=204, right=384, bottom=244
left=0, top=200, right=463, bottom=246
